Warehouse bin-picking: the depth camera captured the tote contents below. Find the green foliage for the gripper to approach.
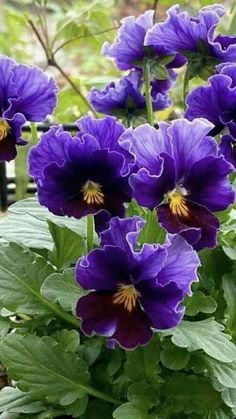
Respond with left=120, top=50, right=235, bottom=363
left=0, top=387, right=47, bottom=414
left=48, top=221, right=85, bottom=270
left=0, top=197, right=89, bottom=251
left=184, top=291, right=217, bottom=316
left=0, top=334, right=89, bottom=405
left=162, top=319, right=236, bottom=362
left=0, top=243, right=54, bottom=316
left=41, top=268, right=85, bottom=313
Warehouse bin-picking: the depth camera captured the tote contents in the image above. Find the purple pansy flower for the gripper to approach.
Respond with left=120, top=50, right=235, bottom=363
left=219, top=135, right=236, bottom=168
left=145, top=5, right=236, bottom=74
left=102, top=10, right=184, bottom=71
left=28, top=116, right=133, bottom=227
left=0, top=56, right=58, bottom=161
left=88, top=70, right=175, bottom=118
left=76, top=216, right=200, bottom=350
left=185, top=63, right=236, bottom=136
left=123, top=118, right=235, bottom=251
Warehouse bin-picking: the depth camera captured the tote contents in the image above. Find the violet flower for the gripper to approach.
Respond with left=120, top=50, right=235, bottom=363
left=219, top=135, right=236, bottom=168
left=76, top=217, right=200, bottom=350
left=0, top=56, right=58, bottom=161
left=102, top=10, right=185, bottom=71
left=124, top=118, right=235, bottom=251
left=28, top=116, right=133, bottom=228
left=145, top=5, right=236, bottom=72
left=185, top=63, right=236, bottom=136
left=88, top=70, right=175, bottom=118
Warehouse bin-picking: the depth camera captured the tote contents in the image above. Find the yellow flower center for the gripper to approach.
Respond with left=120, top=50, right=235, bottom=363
left=113, top=284, right=140, bottom=312
left=81, top=180, right=104, bottom=205
left=168, top=190, right=189, bottom=217
left=0, top=119, right=10, bottom=142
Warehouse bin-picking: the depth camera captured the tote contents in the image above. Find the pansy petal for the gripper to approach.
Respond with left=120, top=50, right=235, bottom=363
left=77, top=292, right=152, bottom=350
left=125, top=122, right=172, bottom=173
left=0, top=113, right=26, bottom=162
left=76, top=246, right=129, bottom=291
left=5, top=64, right=58, bottom=121
left=102, top=11, right=154, bottom=70
left=186, top=155, right=235, bottom=211
left=28, top=126, right=99, bottom=181
left=219, top=135, right=236, bottom=168
left=139, top=282, right=184, bottom=330
left=101, top=216, right=145, bottom=254
left=0, top=56, right=17, bottom=112
left=211, top=35, right=236, bottom=63
left=132, top=243, right=168, bottom=283
left=76, top=115, right=125, bottom=150
left=168, top=118, right=216, bottom=180
left=158, top=202, right=219, bottom=251
left=157, top=234, right=200, bottom=295
left=130, top=153, right=176, bottom=209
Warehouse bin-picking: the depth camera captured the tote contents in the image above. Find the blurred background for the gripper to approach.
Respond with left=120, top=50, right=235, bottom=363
left=0, top=0, right=235, bottom=208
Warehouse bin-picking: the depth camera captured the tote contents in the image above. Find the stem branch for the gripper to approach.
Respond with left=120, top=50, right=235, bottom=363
left=144, top=61, right=154, bottom=126
left=87, top=215, right=94, bottom=253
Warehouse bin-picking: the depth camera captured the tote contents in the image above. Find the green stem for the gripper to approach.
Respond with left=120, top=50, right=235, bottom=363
left=87, top=215, right=94, bottom=253
left=83, top=385, right=121, bottom=405
left=144, top=210, right=153, bottom=244
left=183, top=67, right=190, bottom=109
left=30, top=122, right=38, bottom=144
left=144, top=61, right=154, bottom=126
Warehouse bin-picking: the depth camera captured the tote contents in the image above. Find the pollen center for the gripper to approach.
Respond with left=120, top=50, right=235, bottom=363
left=81, top=180, right=104, bottom=205
left=113, top=284, right=140, bottom=312
left=0, top=119, right=10, bottom=142
left=168, top=190, right=189, bottom=217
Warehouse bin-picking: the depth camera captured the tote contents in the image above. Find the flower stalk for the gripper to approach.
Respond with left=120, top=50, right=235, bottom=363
left=87, top=215, right=94, bottom=253
left=144, top=60, right=154, bottom=126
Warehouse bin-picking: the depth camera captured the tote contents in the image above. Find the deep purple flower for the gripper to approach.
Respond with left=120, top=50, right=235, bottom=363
left=219, top=135, right=236, bottom=168
left=88, top=70, right=174, bottom=118
left=76, top=216, right=200, bottom=350
left=102, top=11, right=184, bottom=71
left=28, top=116, right=133, bottom=225
left=124, top=119, right=235, bottom=251
left=145, top=5, right=236, bottom=70
left=185, top=63, right=236, bottom=136
left=0, top=56, right=58, bottom=161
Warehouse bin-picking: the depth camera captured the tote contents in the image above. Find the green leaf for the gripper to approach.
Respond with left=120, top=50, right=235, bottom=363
left=0, top=318, right=10, bottom=338
left=125, top=337, right=161, bottom=386
left=0, top=387, right=46, bottom=414
left=160, top=346, right=190, bottom=370
left=184, top=291, right=217, bottom=316
left=156, top=54, right=175, bottom=66
left=0, top=243, right=54, bottom=315
left=165, top=374, right=223, bottom=415
left=0, top=198, right=90, bottom=250
left=113, top=402, right=149, bottom=419
left=139, top=210, right=166, bottom=245
left=52, top=329, right=80, bottom=353
left=48, top=221, right=85, bottom=270
left=205, top=357, right=236, bottom=389
left=221, top=387, right=236, bottom=408
left=127, top=382, right=158, bottom=410
left=65, top=395, right=88, bottom=416
left=41, top=268, right=85, bottom=313
left=151, top=64, right=170, bottom=80
left=162, top=319, right=236, bottom=362
left=0, top=334, right=89, bottom=405
left=222, top=272, right=236, bottom=337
